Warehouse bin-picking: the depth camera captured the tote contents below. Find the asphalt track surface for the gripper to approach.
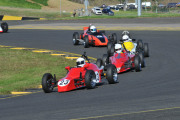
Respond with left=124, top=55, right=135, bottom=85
left=0, top=29, right=180, bottom=120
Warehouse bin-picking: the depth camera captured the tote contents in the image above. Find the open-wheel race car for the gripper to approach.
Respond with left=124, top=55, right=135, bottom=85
left=108, top=30, right=149, bottom=58
left=0, top=22, right=8, bottom=33
left=72, top=25, right=117, bottom=48
left=101, top=43, right=145, bottom=74
left=42, top=52, right=118, bottom=93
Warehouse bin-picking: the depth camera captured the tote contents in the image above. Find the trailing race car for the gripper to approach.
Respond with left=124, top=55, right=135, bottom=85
left=102, top=44, right=144, bottom=73
left=0, top=22, right=8, bottom=33
left=42, top=52, right=118, bottom=93
left=72, top=25, right=117, bottom=48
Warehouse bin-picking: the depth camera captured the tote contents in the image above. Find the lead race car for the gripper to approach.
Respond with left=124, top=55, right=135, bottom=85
left=101, top=44, right=143, bottom=73
left=108, top=31, right=149, bottom=58
left=72, top=25, right=117, bottom=48
left=0, top=22, right=8, bottom=33
left=42, top=52, right=118, bottom=93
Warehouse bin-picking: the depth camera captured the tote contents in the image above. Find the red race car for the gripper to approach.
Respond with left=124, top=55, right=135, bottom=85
left=42, top=52, right=118, bottom=93
left=0, top=22, right=8, bottom=33
left=101, top=43, right=144, bottom=73
left=72, top=25, right=117, bottom=48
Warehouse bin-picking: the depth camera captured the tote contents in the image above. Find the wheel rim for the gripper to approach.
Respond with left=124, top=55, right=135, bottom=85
left=73, top=38, right=75, bottom=44
left=47, top=79, right=53, bottom=90
left=113, top=69, right=118, bottom=82
left=90, top=73, right=96, bottom=87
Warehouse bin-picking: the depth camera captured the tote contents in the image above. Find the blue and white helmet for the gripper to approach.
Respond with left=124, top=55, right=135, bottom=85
left=90, top=25, right=97, bottom=33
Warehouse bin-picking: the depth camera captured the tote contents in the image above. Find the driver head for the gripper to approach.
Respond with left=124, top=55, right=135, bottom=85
left=90, top=25, right=97, bottom=33
left=115, top=44, right=122, bottom=53
left=76, top=57, right=85, bottom=67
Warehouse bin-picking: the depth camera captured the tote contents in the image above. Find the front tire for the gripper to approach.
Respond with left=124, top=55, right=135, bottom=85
left=138, top=51, right=145, bottom=68
left=1, top=22, right=8, bottom=33
left=134, top=55, right=141, bottom=72
left=72, top=32, right=79, bottom=45
left=106, top=64, right=118, bottom=84
left=84, top=35, right=89, bottom=48
left=42, top=73, right=54, bottom=93
left=85, top=70, right=96, bottom=89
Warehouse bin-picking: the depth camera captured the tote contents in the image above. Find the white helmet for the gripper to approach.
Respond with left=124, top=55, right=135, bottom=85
left=90, top=25, right=97, bottom=33
left=122, top=35, right=129, bottom=41
left=76, top=57, right=85, bottom=67
left=115, top=44, right=122, bottom=53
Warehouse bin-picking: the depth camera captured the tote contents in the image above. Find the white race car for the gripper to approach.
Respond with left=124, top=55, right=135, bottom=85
left=0, top=22, right=8, bottom=33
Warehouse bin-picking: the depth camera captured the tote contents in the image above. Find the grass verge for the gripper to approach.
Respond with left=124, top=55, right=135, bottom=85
left=0, top=47, right=75, bottom=95
left=0, top=0, right=41, bottom=9
left=32, top=0, right=48, bottom=6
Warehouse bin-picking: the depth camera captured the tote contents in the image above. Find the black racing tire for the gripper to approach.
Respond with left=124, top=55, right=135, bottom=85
left=107, top=42, right=113, bottom=53
left=84, top=35, right=89, bottom=48
left=72, top=32, right=79, bottom=45
left=42, top=73, right=54, bottom=93
left=137, top=39, right=143, bottom=49
left=138, top=51, right=145, bottom=68
left=1, top=22, right=8, bottom=33
left=108, top=44, right=115, bottom=57
left=106, top=64, right=118, bottom=84
left=102, top=54, right=109, bottom=66
left=134, top=55, right=141, bottom=72
left=112, top=33, right=117, bottom=44
left=144, top=43, right=149, bottom=57
left=85, top=70, right=96, bottom=89
left=96, top=58, right=102, bottom=68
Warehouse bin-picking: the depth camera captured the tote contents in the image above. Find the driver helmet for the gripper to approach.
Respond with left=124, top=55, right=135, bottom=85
left=76, top=57, right=85, bottom=67
left=122, top=35, right=129, bottom=41
left=90, top=25, right=97, bottom=33
left=115, top=44, right=122, bottom=53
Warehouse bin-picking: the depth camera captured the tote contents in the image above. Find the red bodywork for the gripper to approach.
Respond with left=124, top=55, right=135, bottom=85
left=109, top=51, right=135, bottom=73
left=80, top=27, right=109, bottom=46
left=57, top=62, right=103, bottom=92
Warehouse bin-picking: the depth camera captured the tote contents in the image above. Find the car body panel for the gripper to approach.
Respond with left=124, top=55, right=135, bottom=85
left=57, top=63, right=103, bottom=92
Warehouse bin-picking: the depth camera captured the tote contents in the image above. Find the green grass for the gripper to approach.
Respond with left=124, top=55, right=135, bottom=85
left=0, top=0, right=41, bottom=9
left=32, top=0, right=48, bottom=6
left=0, top=8, right=71, bottom=18
left=0, top=47, right=75, bottom=95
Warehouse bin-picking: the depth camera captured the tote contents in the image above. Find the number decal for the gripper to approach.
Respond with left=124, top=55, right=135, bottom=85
left=95, top=71, right=100, bottom=83
left=58, top=79, right=70, bottom=86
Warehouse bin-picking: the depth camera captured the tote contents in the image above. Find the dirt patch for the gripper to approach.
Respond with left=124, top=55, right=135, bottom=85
left=42, top=0, right=91, bottom=12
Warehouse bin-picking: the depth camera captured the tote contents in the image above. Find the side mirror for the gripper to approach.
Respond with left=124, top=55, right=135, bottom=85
left=65, top=66, right=71, bottom=71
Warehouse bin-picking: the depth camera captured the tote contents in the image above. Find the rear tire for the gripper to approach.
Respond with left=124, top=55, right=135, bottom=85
left=106, top=64, right=118, bottom=84
left=42, top=73, right=54, bottom=93
left=96, top=58, right=102, bottom=68
left=144, top=43, right=149, bottom=57
left=112, top=33, right=117, bottom=44
left=84, top=35, right=89, bottom=48
left=72, top=32, right=79, bottom=45
left=102, top=54, right=109, bottom=66
left=137, top=39, right=143, bottom=49
left=134, top=55, right=141, bottom=72
left=108, top=44, right=115, bottom=57
left=85, top=70, right=96, bottom=89
left=1, top=22, right=8, bottom=33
